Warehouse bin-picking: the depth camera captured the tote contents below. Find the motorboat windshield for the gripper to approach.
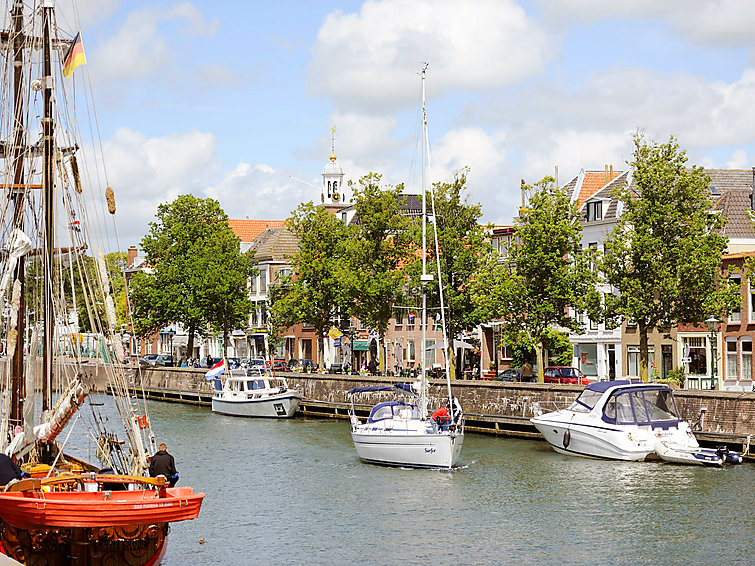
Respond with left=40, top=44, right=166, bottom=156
left=367, top=401, right=420, bottom=423
left=602, top=386, right=681, bottom=427
left=567, top=380, right=630, bottom=413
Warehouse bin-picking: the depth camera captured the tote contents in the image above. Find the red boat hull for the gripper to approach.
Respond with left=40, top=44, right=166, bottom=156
left=0, top=487, right=204, bottom=530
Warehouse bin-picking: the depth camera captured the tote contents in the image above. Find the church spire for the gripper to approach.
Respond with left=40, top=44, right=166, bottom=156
left=322, top=124, right=345, bottom=206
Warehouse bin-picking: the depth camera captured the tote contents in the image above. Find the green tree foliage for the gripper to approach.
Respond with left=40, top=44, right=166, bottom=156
left=407, top=169, right=494, bottom=377
left=340, top=173, right=413, bottom=371
left=471, top=177, right=599, bottom=382
left=601, top=135, right=739, bottom=381
left=268, top=202, right=347, bottom=368
left=129, top=195, right=256, bottom=358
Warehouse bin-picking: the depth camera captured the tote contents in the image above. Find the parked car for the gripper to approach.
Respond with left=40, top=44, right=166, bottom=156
left=155, top=354, right=174, bottom=367
left=139, top=354, right=159, bottom=367
left=287, top=358, right=301, bottom=370
left=272, top=359, right=287, bottom=371
left=543, top=366, right=590, bottom=385
left=247, top=359, right=266, bottom=369
left=299, top=359, right=317, bottom=372
left=494, top=368, right=522, bottom=382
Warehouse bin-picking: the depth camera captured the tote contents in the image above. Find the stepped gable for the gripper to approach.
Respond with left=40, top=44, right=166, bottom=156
left=250, top=226, right=300, bottom=262
left=228, top=219, right=285, bottom=243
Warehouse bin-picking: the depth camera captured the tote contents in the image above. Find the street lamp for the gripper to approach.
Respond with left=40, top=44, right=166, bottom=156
left=705, top=316, right=720, bottom=390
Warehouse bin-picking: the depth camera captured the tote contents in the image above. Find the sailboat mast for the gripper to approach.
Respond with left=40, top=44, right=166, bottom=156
left=9, top=0, right=27, bottom=426
left=41, top=2, right=55, bottom=411
left=419, top=62, right=431, bottom=418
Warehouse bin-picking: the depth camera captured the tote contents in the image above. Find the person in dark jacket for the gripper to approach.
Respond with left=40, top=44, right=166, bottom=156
left=0, top=453, right=23, bottom=486
left=149, top=443, right=178, bottom=487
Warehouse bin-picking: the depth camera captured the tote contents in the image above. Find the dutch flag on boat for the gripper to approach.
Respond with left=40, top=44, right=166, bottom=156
left=205, top=359, right=225, bottom=380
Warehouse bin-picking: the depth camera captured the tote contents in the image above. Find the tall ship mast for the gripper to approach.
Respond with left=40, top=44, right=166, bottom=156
left=0, top=2, right=203, bottom=564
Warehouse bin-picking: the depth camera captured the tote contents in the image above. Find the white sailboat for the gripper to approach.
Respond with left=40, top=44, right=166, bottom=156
left=348, top=63, right=464, bottom=469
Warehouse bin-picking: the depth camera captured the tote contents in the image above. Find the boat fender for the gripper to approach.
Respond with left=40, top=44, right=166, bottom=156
left=563, top=429, right=571, bottom=449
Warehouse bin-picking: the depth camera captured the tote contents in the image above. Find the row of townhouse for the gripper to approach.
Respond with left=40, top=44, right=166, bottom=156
left=541, top=167, right=755, bottom=392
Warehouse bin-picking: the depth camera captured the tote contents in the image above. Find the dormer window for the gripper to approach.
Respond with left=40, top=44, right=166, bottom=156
left=586, top=201, right=603, bottom=222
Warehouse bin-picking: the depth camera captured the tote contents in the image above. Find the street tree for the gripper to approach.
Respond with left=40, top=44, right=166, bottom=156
left=471, top=176, right=600, bottom=382
left=601, top=135, right=739, bottom=381
left=340, top=173, right=413, bottom=372
left=268, top=202, right=347, bottom=369
left=129, top=195, right=256, bottom=358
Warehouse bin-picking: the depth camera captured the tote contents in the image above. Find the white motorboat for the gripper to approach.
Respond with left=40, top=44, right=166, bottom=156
left=655, top=441, right=743, bottom=467
left=531, top=380, right=700, bottom=461
left=348, top=384, right=464, bottom=469
left=212, top=368, right=302, bottom=418
left=347, top=64, right=464, bottom=470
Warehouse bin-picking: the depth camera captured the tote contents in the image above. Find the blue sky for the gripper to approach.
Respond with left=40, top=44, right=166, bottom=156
left=56, top=0, right=755, bottom=244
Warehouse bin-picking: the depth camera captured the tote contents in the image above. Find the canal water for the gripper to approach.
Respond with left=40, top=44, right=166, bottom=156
left=68, top=398, right=754, bottom=565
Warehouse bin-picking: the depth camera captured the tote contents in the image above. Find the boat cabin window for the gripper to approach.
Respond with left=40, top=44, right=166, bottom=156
left=368, top=402, right=415, bottom=422
left=603, top=388, right=680, bottom=425
left=568, top=388, right=604, bottom=413
left=246, top=380, right=267, bottom=390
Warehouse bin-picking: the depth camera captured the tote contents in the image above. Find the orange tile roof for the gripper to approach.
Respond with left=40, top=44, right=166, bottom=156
left=577, top=170, right=623, bottom=208
left=722, top=251, right=755, bottom=260
left=228, top=219, right=286, bottom=242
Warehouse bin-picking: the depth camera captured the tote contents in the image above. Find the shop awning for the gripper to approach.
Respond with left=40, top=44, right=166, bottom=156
left=352, top=339, right=370, bottom=351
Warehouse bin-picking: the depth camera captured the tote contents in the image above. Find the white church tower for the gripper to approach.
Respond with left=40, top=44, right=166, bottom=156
left=321, top=125, right=347, bottom=213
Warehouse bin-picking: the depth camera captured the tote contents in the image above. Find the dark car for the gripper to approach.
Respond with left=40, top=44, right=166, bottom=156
left=494, top=368, right=522, bottom=382
left=300, top=359, right=317, bottom=372
left=272, top=359, right=287, bottom=371
left=287, top=358, right=301, bottom=370
left=155, top=354, right=174, bottom=367
left=139, top=354, right=159, bottom=367
left=543, top=366, right=590, bottom=385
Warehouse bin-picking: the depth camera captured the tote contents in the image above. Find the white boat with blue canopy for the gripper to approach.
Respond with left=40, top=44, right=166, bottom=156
left=212, top=368, right=302, bottom=418
left=348, top=383, right=464, bottom=469
left=531, top=380, right=701, bottom=461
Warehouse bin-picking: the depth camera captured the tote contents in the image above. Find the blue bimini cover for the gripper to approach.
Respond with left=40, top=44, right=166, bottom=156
left=347, top=386, right=394, bottom=394
left=586, top=380, right=632, bottom=393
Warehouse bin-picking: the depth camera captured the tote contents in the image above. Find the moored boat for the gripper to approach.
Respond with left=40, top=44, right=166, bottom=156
left=0, top=2, right=204, bottom=563
left=211, top=368, right=302, bottom=418
left=655, top=441, right=743, bottom=467
left=531, top=380, right=700, bottom=461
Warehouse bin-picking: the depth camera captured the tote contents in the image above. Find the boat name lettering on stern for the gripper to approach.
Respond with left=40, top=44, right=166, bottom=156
left=134, top=502, right=175, bottom=509
left=424, top=447, right=436, bottom=454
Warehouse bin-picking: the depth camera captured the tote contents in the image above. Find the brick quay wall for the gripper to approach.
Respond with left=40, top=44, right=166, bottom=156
left=123, top=367, right=755, bottom=449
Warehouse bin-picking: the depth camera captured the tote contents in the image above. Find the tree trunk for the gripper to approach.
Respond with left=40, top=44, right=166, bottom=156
left=187, top=323, right=196, bottom=360
left=639, top=321, right=649, bottom=382
left=535, top=341, right=545, bottom=383
left=317, top=327, right=325, bottom=370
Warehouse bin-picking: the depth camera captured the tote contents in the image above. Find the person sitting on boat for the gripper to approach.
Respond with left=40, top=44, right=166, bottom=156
left=0, top=453, right=23, bottom=486
left=431, top=406, right=450, bottom=430
left=149, top=443, right=179, bottom=487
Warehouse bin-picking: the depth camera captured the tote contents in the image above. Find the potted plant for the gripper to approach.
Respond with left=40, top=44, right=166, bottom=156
left=484, top=361, right=497, bottom=380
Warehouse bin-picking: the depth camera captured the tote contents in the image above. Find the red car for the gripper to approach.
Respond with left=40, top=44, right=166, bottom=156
left=543, top=366, right=590, bottom=385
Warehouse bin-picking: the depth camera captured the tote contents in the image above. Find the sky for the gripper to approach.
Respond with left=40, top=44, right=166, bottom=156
left=44, top=0, right=755, bottom=245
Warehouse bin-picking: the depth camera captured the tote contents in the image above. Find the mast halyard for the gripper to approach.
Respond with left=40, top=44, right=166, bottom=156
left=42, top=0, right=55, bottom=413
left=9, top=0, right=28, bottom=428
left=419, top=62, right=432, bottom=420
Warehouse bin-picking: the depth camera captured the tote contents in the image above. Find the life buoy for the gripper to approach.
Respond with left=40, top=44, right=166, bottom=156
left=563, top=429, right=571, bottom=449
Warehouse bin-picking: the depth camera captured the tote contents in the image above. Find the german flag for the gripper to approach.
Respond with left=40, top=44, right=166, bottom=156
left=63, top=32, right=86, bottom=79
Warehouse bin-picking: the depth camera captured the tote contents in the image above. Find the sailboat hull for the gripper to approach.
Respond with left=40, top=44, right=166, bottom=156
left=351, top=429, right=463, bottom=469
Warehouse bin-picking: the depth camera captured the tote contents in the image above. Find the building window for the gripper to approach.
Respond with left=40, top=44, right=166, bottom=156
left=742, top=339, right=752, bottom=381
left=395, top=309, right=403, bottom=325
left=260, top=269, right=267, bottom=293
left=342, top=212, right=347, bottom=224
left=726, top=339, right=737, bottom=380
left=408, top=340, right=415, bottom=362
left=684, top=337, right=706, bottom=376
left=589, top=316, right=598, bottom=331
left=729, top=274, right=741, bottom=323
left=588, top=242, right=598, bottom=272
left=277, top=268, right=291, bottom=282
left=250, top=276, right=257, bottom=293
left=627, top=346, right=640, bottom=377
left=586, top=201, right=603, bottom=222
left=424, top=339, right=435, bottom=368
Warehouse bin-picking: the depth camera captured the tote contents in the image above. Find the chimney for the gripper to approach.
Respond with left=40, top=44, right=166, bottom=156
left=127, top=245, right=138, bottom=268
left=521, top=179, right=526, bottom=209
left=554, top=165, right=559, bottom=188
left=610, top=164, right=613, bottom=179
left=605, top=165, right=609, bottom=183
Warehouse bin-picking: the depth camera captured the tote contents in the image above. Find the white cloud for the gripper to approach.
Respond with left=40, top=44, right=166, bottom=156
left=102, top=127, right=219, bottom=243
left=537, top=0, right=755, bottom=46
left=93, top=2, right=219, bottom=82
left=309, top=0, right=555, bottom=112
left=726, top=149, right=749, bottom=169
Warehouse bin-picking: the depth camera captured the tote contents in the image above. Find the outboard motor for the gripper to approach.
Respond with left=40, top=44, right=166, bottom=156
left=715, top=445, right=743, bottom=465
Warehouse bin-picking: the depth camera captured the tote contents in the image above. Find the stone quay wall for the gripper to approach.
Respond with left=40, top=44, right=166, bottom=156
left=127, top=367, right=755, bottom=439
